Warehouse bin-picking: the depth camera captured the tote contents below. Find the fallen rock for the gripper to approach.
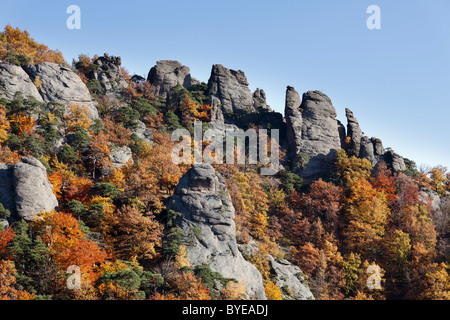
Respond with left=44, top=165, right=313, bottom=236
left=147, top=60, right=192, bottom=99
left=167, top=164, right=266, bottom=299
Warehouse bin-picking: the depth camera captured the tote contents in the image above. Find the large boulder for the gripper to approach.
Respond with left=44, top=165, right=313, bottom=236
left=109, top=146, right=133, bottom=169
left=23, top=62, right=99, bottom=120
left=297, top=90, right=342, bottom=178
left=167, top=164, right=266, bottom=299
left=12, top=157, right=58, bottom=221
left=0, top=61, right=44, bottom=102
left=147, top=60, right=192, bottom=99
left=208, top=64, right=256, bottom=122
left=89, top=54, right=128, bottom=98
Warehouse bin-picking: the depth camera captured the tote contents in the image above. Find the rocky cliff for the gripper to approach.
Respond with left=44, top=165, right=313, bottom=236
left=147, top=60, right=192, bottom=99
left=167, top=164, right=267, bottom=299
left=88, top=54, right=129, bottom=99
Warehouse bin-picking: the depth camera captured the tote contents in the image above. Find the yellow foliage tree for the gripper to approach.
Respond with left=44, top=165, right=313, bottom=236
left=64, top=104, right=93, bottom=133
left=0, top=104, right=10, bottom=144
left=264, top=280, right=283, bottom=300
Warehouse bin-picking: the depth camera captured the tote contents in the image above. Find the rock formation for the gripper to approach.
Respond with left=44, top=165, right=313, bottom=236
left=384, top=149, right=407, bottom=172
left=207, top=64, right=256, bottom=122
left=22, top=62, right=99, bottom=120
left=109, top=146, right=133, bottom=169
left=345, top=108, right=364, bottom=156
left=147, top=60, right=192, bottom=99
left=253, top=88, right=271, bottom=112
left=284, top=86, right=303, bottom=158
left=167, top=164, right=266, bottom=299
left=89, top=54, right=128, bottom=98
left=286, top=90, right=342, bottom=179
left=0, top=61, right=44, bottom=102
left=0, top=157, right=58, bottom=222
left=267, top=256, right=314, bottom=300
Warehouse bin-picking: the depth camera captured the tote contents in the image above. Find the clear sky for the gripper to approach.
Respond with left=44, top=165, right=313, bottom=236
left=2, top=0, right=450, bottom=169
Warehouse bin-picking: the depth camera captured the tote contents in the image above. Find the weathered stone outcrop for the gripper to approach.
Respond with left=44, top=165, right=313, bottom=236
left=89, top=54, right=128, bottom=98
left=253, top=88, right=271, bottom=112
left=23, top=62, right=99, bottom=120
left=384, top=149, right=406, bottom=172
left=0, top=157, right=58, bottom=222
left=297, top=90, right=342, bottom=178
left=267, top=256, right=314, bottom=300
left=167, top=164, right=266, bottom=299
left=208, top=64, right=256, bottom=122
left=109, top=146, right=133, bottom=169
left=131, top=120, right=153, bottom=145
left=345, top=108, right=363, bottom=156
left=0, top=62, right=44, bottom=102
left=147, top=60, right=192, bottom=99
left=284, top=86, right=303, bottom=158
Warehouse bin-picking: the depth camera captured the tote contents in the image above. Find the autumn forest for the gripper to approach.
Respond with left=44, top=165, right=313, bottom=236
left=0, top=25, right=449, bottom=301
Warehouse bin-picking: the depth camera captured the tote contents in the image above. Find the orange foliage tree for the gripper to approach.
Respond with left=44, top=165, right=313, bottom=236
left=0, top=25, right=66, bottom=65
left=31, top=211, right=107, bottom=289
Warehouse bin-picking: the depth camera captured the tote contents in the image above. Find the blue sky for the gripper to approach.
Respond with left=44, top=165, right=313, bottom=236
left=2, top=0, right=450, bottom=169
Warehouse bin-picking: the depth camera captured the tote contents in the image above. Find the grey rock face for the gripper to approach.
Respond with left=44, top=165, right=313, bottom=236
left=0, top=62, right=44, bottom=102
left=110, top=146, right=133, bottom=169
left=359, top=136, right=376, bottom=164
left=284, top=86, right=303, bottom=158
left=384, top=149, right=406, bottom=172
left=131, top=120, right=153, bottom=145
left=0, top=163, right=15, bottom=214
left=345, top=108, right=363, bottom=156
left=208, top=64, right=256, bottom=122
left=12, top=157, right=58, bottom=221
left=90, top=55, right=128, bottom=98
left=267, top=256, right=314, bottom=300
left=253, top=88, right=271, bottom=112
left=147, top=60, right=192, bottom=99
left=298, top=91, right=342, bottom=178
left=167, top=164, right=266, bottom=299
left=23, top=62, right=99, bottom=120
left=372, top=137, right=385, bottom=156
